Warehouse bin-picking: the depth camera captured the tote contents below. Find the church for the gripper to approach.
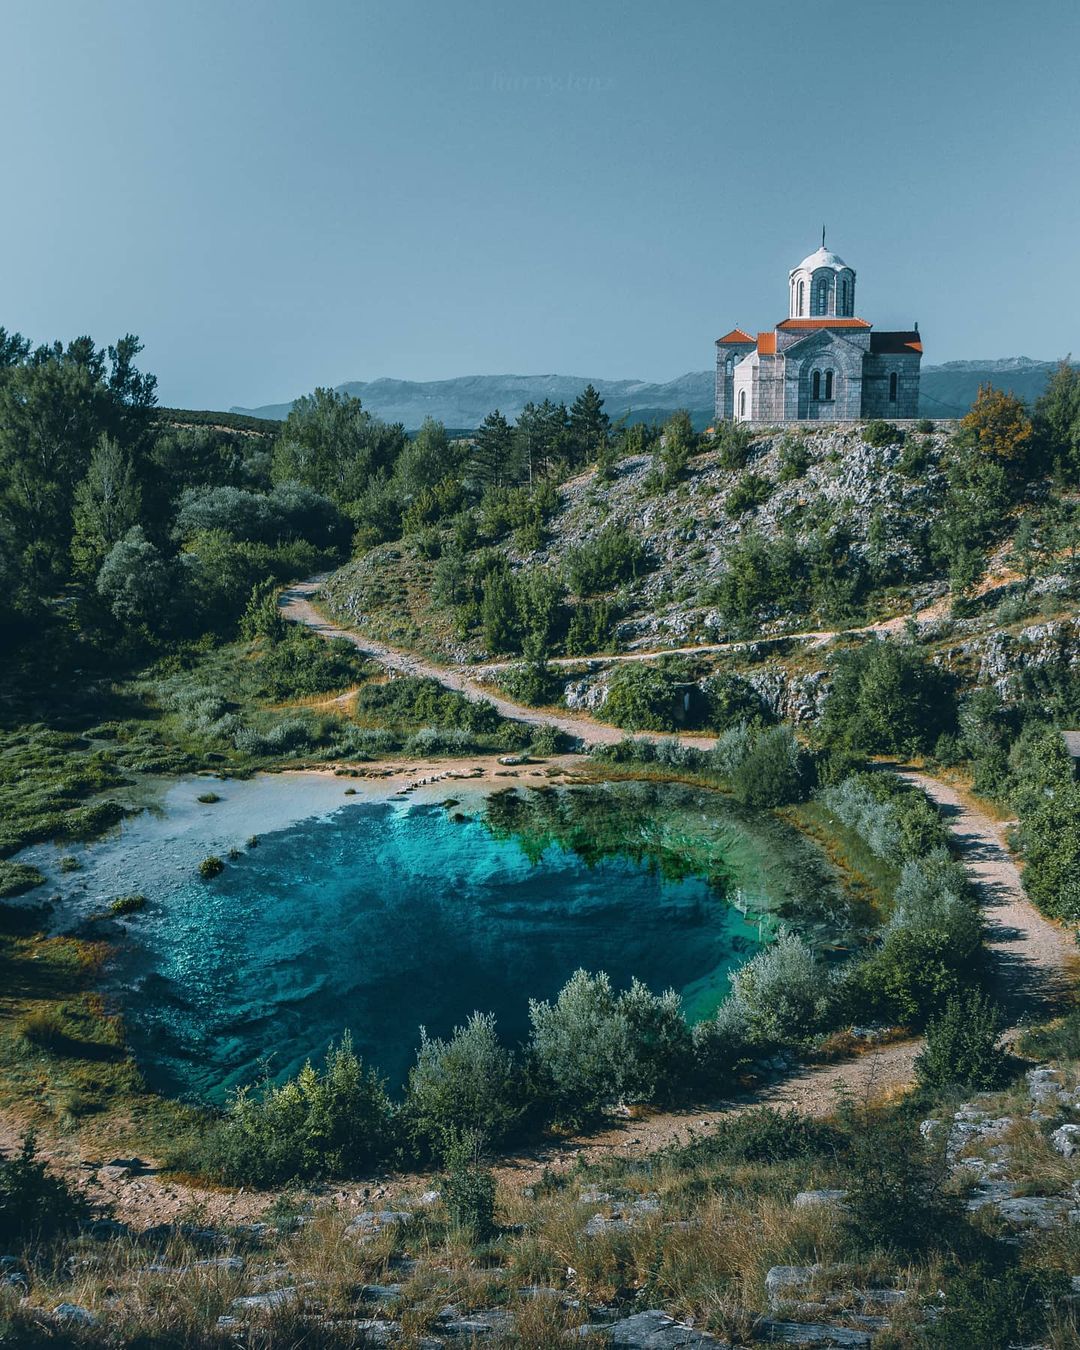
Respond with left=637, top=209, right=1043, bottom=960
left=715, top=238, right=923, bottom=423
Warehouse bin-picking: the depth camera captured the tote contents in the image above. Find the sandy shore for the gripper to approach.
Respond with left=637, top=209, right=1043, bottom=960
left=280, top=749, right=590, bottom=807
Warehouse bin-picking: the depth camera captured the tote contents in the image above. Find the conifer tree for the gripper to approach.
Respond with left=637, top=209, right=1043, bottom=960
left=470, top=409, right=515, bottom=489
left=71, top=433, right=142, bottom=577
left=568, top=384, right=610, bottom=467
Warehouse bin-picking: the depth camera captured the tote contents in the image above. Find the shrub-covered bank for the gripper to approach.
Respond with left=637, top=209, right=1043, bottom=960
left=174, top=765, right=987, bottom=1188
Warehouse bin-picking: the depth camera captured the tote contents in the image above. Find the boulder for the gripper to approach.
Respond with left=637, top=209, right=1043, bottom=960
left=592, top=1309, right=732, bottom=1346
left=583, top=1212, right=631, bottom=1237
left=757, top=1321, right=873, bottom=1347
left=53, top=1304, right=100, bottom=1328
left=231, top=1286, right=299, bottom=1313
left=347, top=1209, right=412, bottom=1236
left=358, top=1283, right=404, bottom=1303
left=793, top=1190, right=848, bottom=1210
left=1027, top=1066, right=1068, bottom=1107
left=1053, top=1124, right=1080, bottom=1158
left=995, top=1196, right=1075, bottom=1230
left=766, top=1266, right=821, bottom=1301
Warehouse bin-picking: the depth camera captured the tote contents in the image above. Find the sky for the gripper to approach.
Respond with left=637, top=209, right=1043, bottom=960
left=2, top=0, right=1079, bottom=409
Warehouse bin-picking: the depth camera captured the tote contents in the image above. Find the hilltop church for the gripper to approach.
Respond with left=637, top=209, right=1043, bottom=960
left=715, top=237, right=922, bottom=423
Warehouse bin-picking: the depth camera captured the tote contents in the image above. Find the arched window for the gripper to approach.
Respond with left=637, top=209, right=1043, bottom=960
left=889, top=371, right=898, bottom=402
left=725, top=357, right=733, bottom=376
left=814, top=279, right=828, bottom=315
left=841, top=278, right=849, bottom=314
left=739, top=389, right=746, bottom=417
left=812, top=370, right=821, bottom=400
left=797, top=280, right=805, bottom=315
left=824, top=370, right=834, bottom=400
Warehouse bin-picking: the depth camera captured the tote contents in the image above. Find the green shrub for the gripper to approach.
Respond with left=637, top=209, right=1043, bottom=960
left=405, top=1013, right=522, bottom=1155
left=821, top=641, right=957, bottom=756
left=564, top=524, right=647, bottom=596
left=442, top=1130, right=496, bottom=1239
left=1019, top=780, right=1080, bottom=920
left=565, top=598, right=618, bottom=655
left=704, top=673, right=770, bottom=731
left=196, top=791, right=221, bottom=804
left=0, top=861, right=45, bottom=899
left=715, top=420, right=753, bottom=471
left=730, top=725, right=811, bottom=807
left=529, top=724, right=568, bottom=757
left=666, top=1107, right=839, bottom=1168
left=109, top=893, right=147, bottom=916
left=818, top=772, right=950, bottom=863
left=862, top=419, right=902, bottom=448
left=0, top=1135, right=91, bottom=1244
left=186, top=1033, right=395, bottom=1185
left=726, top=931, right=831, bottom=1044
left=915, top=989, right=1006, bottom=1093
left=925, top=1264, right=1069, bottom=1350
left=403, top=726, right=476, bottom=756
left=528, top=970, right=690, bottom=1128
left=198, top=855, right=224, bottom=879
left=848, top=926, right=975, bottom=1027
left=916, top=418, right=935, bottom=435
left=601, top=661, right=704, bottom=733
left=725, top=471, right=773, bottom=517
left=843, top=1112, right=959, bottom=1255
left=499, top=658, right=562, bottom=707
left=776, top=437, right=812, bottom=482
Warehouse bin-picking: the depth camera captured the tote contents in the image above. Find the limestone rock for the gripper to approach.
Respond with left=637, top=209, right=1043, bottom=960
left=53, top=1304, right=100, bottom=1327
left=583, top=1308, right=731, bottom=1346
left=231, top=1286, right=299, bottom=1313
left=1053, top=1124, right=1080, bottom=1158
left=793, top=1190, right=848, bottom=1210
left=757, top=1321, right=873, bottom=1347
left=347, top=1209, right=412, bottom=1236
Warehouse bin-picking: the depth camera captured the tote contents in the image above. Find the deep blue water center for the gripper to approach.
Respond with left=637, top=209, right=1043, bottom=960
left=29, top=776, right=791, bottom=1103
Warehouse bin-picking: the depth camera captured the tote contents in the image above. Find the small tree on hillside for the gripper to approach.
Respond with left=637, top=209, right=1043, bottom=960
left=71, top=433, right=143, bottom=577
left=568, top=384, right=611, bottom=468
left=960, top=384, right=1034, bottom=473
left=1034, top=357, right=1080, bottom=483
left=470, top=409, right=517, bottom=490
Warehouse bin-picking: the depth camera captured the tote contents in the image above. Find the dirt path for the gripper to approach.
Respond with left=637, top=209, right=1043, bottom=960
left=4, top=588, right=1071, bottom=1224
left=900, top=771, right=1075, bottom=1024
left=278, top=578, right=716, bottom=750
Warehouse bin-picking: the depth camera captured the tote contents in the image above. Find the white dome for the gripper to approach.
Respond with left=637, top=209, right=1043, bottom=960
left=790, top=246, right=851, bottom=276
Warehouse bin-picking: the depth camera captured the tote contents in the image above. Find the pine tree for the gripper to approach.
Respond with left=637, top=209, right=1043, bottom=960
left=470, top=410, right=515, bottom=489
left=568, top=384, right=610, bottom=468
left=71, top=433, right=142, bottom=577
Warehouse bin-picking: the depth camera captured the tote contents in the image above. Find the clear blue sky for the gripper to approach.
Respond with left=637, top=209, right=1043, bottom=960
left=2, top=0, right=1078, bottom=409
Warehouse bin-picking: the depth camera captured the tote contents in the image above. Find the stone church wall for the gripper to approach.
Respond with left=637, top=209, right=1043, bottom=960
left=862, top=354, right=921, bottom=418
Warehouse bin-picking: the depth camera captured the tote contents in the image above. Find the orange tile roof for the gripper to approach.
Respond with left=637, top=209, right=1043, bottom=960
left=717, top=327, right=755, bottom=344
left=757, top=332, right=777, bottom=355
left=776, top=317, right=871, bottom=330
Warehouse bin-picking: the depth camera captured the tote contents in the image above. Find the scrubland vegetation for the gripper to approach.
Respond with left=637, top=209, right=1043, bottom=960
left=3, top=323, right=1080, bottom=1344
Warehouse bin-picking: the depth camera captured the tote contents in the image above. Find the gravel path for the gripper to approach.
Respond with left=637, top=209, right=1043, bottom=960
left=900, top=771, right=1075, bottom=1025
left=2, top=585, right=1071, bottom=1223
left=278, top=578, right=715, bottom=749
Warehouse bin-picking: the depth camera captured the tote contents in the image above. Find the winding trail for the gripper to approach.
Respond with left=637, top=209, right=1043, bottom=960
left=0, top=583, right=1070, bottom=1222
left=273, top=578, right=1075, bottom=1173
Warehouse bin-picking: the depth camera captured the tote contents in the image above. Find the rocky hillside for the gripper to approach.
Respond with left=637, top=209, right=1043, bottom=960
left=322, top=418, right=1080, bottom=729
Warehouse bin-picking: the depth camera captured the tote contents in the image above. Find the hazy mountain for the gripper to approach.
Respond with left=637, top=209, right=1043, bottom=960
left=919, top=358, right=1066, bottom=418
left=232, top=358, right=1068, bottom=429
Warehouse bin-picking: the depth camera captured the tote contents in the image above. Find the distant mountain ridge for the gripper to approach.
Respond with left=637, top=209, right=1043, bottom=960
left=232, top=357, right=1069, bottom=429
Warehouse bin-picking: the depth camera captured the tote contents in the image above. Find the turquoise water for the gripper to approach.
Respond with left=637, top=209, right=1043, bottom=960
left=22, top=775, right=818, bottom=1103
